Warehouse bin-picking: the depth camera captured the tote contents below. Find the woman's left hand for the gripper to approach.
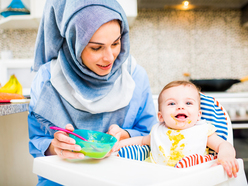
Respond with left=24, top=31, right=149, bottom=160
left=105, top=124, right=130, bottom=157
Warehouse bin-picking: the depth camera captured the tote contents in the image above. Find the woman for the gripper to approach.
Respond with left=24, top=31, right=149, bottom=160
left=28, top=0, right=157, bottom=185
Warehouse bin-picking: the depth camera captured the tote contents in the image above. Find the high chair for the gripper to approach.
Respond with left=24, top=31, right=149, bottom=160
left=118, top=93, right=233, bottom=165
left=32, top=93, right=248, bottom=185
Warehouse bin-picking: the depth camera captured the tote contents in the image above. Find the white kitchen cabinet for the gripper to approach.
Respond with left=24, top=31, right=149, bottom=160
left=0, top=0, right=137, bottom=29
left=117, top=0, right=138, bottom=26
left=0, top=111, right=37, bottom=186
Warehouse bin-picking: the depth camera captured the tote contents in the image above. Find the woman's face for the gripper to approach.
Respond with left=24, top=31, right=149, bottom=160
left=81, top=20, right=121, bottom=76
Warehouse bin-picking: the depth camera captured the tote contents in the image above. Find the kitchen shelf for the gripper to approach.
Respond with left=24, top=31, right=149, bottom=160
left=0, top=0, right=137, bottom=29
left=0, top=15, right=40, bottom=29
left=232, top=123, right=248, bottom=129
left=0, top=0, right=46, bottom=29
left=0, top=58, right=33, bottom=68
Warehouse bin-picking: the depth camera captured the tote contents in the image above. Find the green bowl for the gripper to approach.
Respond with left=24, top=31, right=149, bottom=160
left=69, top=129, right=117, bottom=159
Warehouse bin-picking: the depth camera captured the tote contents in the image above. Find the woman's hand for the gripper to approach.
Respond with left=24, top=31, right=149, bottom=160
left=106, top=124, right=130, bottom=155
left=107, top=124, right=130, bottom=141
left=46, top=124, right=85, bottom=159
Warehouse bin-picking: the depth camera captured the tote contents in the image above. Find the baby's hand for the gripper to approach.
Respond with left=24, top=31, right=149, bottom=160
left=207, top=134, right=239, bottom=178
left=212, top=155, right=239, bottom=178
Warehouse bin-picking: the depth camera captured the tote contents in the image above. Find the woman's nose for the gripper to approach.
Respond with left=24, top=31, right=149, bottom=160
left=103, top=47, right=114, bottom=62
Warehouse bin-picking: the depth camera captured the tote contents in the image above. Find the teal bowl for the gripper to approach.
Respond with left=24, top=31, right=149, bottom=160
left=69, top=129, right=117, bottom=159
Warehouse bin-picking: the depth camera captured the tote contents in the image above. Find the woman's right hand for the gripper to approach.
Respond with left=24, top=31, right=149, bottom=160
left=46, top=124, right=85, bottom=159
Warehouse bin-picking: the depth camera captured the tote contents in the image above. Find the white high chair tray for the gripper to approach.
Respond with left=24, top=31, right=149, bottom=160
left=33, top=155, right=247, bottom=186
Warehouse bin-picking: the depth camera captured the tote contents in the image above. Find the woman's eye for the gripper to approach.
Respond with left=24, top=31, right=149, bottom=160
left=112, top=42, right=120, bottom=46
left=91, top=46, right=101, bottom=51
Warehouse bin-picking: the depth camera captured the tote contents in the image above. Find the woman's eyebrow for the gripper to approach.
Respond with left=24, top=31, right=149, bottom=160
left=88, top=35, right=121, bottom=45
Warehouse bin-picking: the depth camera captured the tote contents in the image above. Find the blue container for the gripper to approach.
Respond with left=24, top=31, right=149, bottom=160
left=0, top=0, right=30, bottom=18
left=69, top=129, right=117, bottom=159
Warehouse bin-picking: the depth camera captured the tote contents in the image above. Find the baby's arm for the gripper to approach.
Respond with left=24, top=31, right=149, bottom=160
left=107, top=124, right=150, bottom=152
left=207, top=133, right=239, bottom=178
left=118, top=135, right=151, bottom=150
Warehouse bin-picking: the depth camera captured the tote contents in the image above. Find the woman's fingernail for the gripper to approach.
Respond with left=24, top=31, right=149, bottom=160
left=71, top=139, right=75, bottom=144
left=79, top=154, right=84, bottom=159
left=75, top=146, right=81, bottom=151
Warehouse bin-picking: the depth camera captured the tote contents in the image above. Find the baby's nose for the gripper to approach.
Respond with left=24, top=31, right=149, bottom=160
left=177, top=105, right=185, bottom=110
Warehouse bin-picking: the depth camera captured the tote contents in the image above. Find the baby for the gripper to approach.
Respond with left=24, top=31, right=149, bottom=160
left=116, top=80, right=239, bottom=178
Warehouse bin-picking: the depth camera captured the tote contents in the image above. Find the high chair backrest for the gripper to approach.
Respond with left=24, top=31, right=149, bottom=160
left=200, top=93, right=233, bottom=145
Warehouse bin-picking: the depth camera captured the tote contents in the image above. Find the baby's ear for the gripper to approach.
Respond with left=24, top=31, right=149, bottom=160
left=157, top=111, right=164, bottom=122
left=197, top=110, right=202, bottom=121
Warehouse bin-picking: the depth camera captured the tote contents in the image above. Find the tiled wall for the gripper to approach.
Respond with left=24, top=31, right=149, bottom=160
left=0, top=29, right=37, bottom=59
left=1, top=9, right=248, bottom=94
left=129, top=9, right=248, bottom=94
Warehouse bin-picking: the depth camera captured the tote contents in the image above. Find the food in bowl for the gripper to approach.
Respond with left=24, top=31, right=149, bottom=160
left=69, top=129, right=117, bottom=159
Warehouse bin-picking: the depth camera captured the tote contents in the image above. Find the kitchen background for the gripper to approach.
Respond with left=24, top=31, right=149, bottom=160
left=0, top=0, right=248, bottom=184
left=0, top=1, right=248, bottom=94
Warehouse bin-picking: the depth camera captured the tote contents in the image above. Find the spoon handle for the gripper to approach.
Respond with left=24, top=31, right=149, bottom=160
left=50, top=126, right=87, bottom=141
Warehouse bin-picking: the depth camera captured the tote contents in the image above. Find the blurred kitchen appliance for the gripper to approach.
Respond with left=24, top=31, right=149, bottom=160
left=190, top=75, right=248, bottom=92
left=183, top=73, right=248, bottom=92
left=206, top=92, right=248, bottom=128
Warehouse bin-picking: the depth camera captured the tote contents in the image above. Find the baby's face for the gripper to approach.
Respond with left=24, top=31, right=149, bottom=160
left=158, top=85, right=201, bottom=130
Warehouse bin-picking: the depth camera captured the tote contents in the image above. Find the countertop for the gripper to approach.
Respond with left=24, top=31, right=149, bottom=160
left=0, top=101, right=29, bottom=116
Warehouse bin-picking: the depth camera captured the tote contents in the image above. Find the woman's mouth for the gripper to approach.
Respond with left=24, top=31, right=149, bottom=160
left=97, top=63, right=112, bottom=70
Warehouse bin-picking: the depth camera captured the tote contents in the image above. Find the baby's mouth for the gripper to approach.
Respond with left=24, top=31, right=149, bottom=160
left=175, top=114, right=188, bottom=119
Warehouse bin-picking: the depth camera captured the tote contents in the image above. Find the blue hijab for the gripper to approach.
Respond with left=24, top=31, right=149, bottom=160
left=32, top=0, right=135, bottom=134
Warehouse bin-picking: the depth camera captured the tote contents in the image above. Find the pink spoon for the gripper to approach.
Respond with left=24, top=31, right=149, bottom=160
left=50, top=126, right=101, bottom=152
left=50, top=126, right=87, bottom=141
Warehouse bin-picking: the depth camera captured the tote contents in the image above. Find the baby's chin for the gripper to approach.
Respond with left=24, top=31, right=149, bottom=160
left=166, top=121, right=196, bottom=130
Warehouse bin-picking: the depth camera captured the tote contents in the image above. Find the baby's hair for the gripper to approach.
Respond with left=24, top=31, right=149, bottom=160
left=158, top=80, right=201, bottom=111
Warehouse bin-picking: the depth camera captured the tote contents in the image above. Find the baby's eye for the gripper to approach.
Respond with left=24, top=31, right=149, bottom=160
left=186, top=102, right=192, bottom=105
left=168, top=102, right=175, bottom=106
